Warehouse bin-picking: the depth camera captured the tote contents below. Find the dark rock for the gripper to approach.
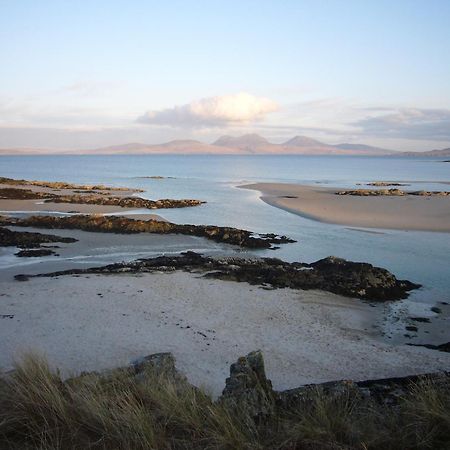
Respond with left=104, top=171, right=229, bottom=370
left=46, top=194, right=205, bottom=209
left=15, top=274, right=29, bottom=282
left=336, top=188, right=449, bottom=197
left=0, top=226, right=77, bottom=249
left=219, top=350, right=275, bottom=423
left=366, top=182, right=410, bottom=187
left=0, top=176, right=141, bottom=192
left=410, top=317, right=431, bottom=323
left=0, top=188, right=56, bottom=200
left=407, top=342, right=450, bottom=353
left=15, top=249, right=56, bottom=257
left=0, top=215, right=294, bottom=249
left=131, top=352, right=188, bottom=385
left=16, top=251, right=419, bottom=301
left=405, top=325, right=418, bottom=332
left=431, top=306, right=442, bottom=314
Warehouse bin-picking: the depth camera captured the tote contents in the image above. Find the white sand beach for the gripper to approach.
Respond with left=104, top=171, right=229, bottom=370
left=1, top=272, right=449, bottom=396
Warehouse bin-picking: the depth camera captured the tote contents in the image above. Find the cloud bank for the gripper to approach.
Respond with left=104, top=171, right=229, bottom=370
left=353, top=108, right=450, bottom=140
left=137, top=92, right=278, bottom=127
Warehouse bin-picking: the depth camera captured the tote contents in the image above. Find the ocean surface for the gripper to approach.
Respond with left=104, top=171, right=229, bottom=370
left=1, top=155, right=450, bottom=339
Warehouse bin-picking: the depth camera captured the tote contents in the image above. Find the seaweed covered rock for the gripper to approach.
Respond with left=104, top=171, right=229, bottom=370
left=0, top=226, right=77, bottom=249
left=16, top=251, right=419, bottom=300
left=0, top=215, right=294, bottom=249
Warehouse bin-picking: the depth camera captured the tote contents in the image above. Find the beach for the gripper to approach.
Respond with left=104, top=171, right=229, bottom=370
left=2, top=272, right=450, bottom=396
left=242, top=182, right=450, bottom=232
left=1, top=172, right=449, bottom=395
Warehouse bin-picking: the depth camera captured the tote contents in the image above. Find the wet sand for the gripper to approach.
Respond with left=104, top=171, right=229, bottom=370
left=242, top=183, right=450, bottom=232
left=1, top=272, right=449, bottom=396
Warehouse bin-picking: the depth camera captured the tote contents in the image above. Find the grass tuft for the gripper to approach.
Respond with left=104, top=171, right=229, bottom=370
left=0, top=353, right=449, bottom=449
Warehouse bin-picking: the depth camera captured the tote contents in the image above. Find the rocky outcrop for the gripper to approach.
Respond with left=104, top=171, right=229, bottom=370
left=16, top=250, right=419, bottom=300
left=0, top=176, right=140, bottom=192
left=366, top=182, right=410, bottom=187
left=337, top=188, right=449, bottom=197
left=337, top=188, right=406, bottom=196
left=0, top=188, right=56, bottom=200
left=407, top=342, right=450, bottom=353
left=124, top=350, right=450, bottom=413
left=219, top=350, right=275, bottom=423
left=0, top=183, right=204, bottom=210
left=0, top=215, right=294, bottom=249
left=410, top=190, right=450, bottom=196
left=0, top=226, right=77, bottom=249
left=15, top=248, right=57, bottom=257
left=46, top=194, right=205, bottom=209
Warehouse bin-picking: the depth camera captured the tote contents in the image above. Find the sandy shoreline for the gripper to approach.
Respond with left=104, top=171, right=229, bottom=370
left=242, top=182, right=450, bottom=232
left=2, top=272, right=449, bottom=396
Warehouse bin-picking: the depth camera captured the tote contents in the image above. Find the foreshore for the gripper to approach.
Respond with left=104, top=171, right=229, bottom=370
left=1, top=175, right=449, bottom=398
left=241, top=182, right=450, bottom=232
left=2, top=272, right=449, bottom=396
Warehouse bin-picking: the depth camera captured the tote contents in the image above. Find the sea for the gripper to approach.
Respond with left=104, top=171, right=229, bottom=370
left=1, top=154, right=449, bottom=341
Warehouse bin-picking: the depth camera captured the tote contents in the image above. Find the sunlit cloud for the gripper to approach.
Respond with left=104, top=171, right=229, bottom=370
left=137, top=92, right=279, bottom=127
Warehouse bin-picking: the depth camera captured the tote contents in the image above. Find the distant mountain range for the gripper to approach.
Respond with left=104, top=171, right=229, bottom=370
left=1, top=134, right=449, bottom=156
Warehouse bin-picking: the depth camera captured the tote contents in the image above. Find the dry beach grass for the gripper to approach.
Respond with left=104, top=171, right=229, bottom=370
left=0, top=353, right=449, bottom=449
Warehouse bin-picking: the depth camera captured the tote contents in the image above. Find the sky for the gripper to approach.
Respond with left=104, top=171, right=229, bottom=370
left=0, top=0, right=450, bottom=151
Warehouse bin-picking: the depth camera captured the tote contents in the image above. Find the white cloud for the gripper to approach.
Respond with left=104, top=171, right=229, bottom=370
left=137, top=92, right=278, bottom=127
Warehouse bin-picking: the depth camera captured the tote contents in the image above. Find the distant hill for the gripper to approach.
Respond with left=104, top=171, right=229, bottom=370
left=398, top=148, right=450, bottom=157
left=334, top=143, right=396, bottom=155
left=76, top=140, right=242, bottom=155
left=0, top=135, right=447, bottom=156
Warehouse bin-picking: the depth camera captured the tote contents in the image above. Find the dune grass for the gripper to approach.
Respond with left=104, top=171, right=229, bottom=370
left=0, top=354, right=449, bottom=449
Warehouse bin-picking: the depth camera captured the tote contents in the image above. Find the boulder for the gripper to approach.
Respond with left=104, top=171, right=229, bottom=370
left=219, top=350, right=275, bottom=423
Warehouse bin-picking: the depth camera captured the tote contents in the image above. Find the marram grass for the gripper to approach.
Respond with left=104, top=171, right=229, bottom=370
left=0, top=353, right=449, bottom=449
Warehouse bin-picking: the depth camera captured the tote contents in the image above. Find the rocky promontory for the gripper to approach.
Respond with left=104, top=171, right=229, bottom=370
left=46, top=193, right=205, bottom=209
left=17, top=250, right=420, bottom=300
left=0, top=215, right=295, bottom=249
left=0, top=176, right=141, bottom=192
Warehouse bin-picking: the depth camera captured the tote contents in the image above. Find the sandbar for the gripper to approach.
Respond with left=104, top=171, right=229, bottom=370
left=242, top=183, right=450, bottom=232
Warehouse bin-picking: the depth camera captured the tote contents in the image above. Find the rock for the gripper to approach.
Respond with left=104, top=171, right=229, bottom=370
left=366, top=182, right=410, bottom=187
left=15, top=249, right=56, bottom=257
left=336, top=188, right=406, bottom=196
left=431, top=306, right=442, bottom=314
left=17, top=251, right=419, bottom=301
left=0, top=188, right=57, bottom=200
left=407, top=342, right=450, bottom=353
left=0, top=215, right=294, bottom=249
left=46, top=194, right=205, bottom=209
left=405, top=325, right=418, bottom=332
left=219, top=350, right=275, bottom=423
left=0, top=226, right=77, bottom=249
left=410, top=317, right=431, bottom=323
left=336, top=188, right=449, bottom=197
left=131, top=352, right=188, bottom=385
left=0, top=176, right=141, bottom=192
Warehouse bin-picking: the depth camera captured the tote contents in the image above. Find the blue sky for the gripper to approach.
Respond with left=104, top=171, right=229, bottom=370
left=1, top=0, right=449, bottom=150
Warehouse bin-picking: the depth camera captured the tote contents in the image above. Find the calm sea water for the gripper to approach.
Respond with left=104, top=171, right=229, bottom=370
left=1, top=155, right=450, bottom=323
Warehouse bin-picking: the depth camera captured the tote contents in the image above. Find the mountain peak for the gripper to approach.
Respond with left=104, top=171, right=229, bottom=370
left=213, top=134, right=269, bottom=148
left=283, top=136, right=326, bottom=147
